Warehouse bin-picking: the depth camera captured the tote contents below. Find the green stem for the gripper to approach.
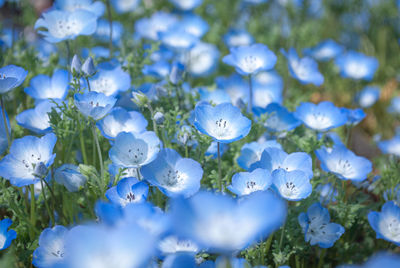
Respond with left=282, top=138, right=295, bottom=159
left=78, top=117, right=88, bottom=164
left=40, top=178, right=55, bottom=226
left=217, top=142, right=222, bottom=192
left=105, top=0, right=113, bottom=59
left=136, top=167, right=142, bottom=180
left=29, top=185, right=36, bottom=237
left=248, top=74, right=253, bottom=114
left=0, top=96, right=11, bottom=148
left=85, top=77, right=91, bottom=91
left=279, top=222, right=286, bottom=250
left=264, top=233, right=274, bottom=258
left=92, top=125, right=104, bottom=180
left=147, top=103, right=159, bottom=137
left=317, top=248, right=326, bottom=268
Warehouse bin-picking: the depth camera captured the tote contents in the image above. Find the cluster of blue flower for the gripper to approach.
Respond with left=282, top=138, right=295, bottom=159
left=0, top=0, right=400, bottom=267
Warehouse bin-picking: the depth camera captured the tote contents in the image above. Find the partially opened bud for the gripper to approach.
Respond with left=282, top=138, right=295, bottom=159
left=71, top=55, right=82, bottom=74
left=82, top=57, right=96, bottom=76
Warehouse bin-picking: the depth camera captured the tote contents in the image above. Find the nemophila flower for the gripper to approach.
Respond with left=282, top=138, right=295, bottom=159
left=142, top=61, right=171, bottom=79
left=272, top=169, right=312, bottom=201
left=0, top=219, right=16, bottom=251
left=54, top=0, right=105, bottom=17
left=227, top=168, right=272, bottom=196
left=168, top=0, right=203, bottom=10
left=141, top=148, right=203, bottom=198
left=0, top=133, right=57, bottom=187
left=54, top=164, right=86, bottom=192
left=63, top=223, right=156, bottom=268
left=0, top=65, right=28, bottom=94
left=186, top=42, right=220, bottom=77
left=303, top=39, right=344, bottom=61
left=281, top=48, right=324, bottom=86
left=109, top=131, right=161, bottom=168
left=237, top=140, right=282, bottom=170
left=82, top=57, right=96, bottom=76
left=356, top=86, right=380, bottom=108
left=257, top=103, right=301, bottom=133
left=215, top=74, right=248, bottom=105
left=111, top=0, right=140, bottom=13
left=16, top=100, right=59, bottom=134
left=340, top=107, right=366, bottom=125
left=223, top=29, right=254, bottom=47
left=251, top=80, right=283, bottom=108
left=170, top=191, right=286, bottom=253
left=94, top=19, right=123, bottom=44
left=106, top=177, right=149, bottom=206
left=134, top=12, right=178, bottom=41
left=315, top=183, right=338, bottom=205
left=388, top=96, right=400, bottom=115
left=158, top=236, right=199, bottom=256
left=378, top=135, right=400, bottom=157
left=205, top=141, right=228, bottom=159
left=222, top=44, right=277, bottom=75
left=207, top=257, right=251, bottom=268
left=34, top=9, right=98, bottom=43
left=32, top=225, right=68, bottom=268
left=198, top=88, right=231, bottom=105
left=74, top=91, right=117, bottom=121
left=179, top=14, right=209, bottom=38
left=351, top=253, right=400, bottom=268
left=298, top=203, right=345, bottom=248
left=162, top=253, right=197, bottom=268
left=0, top=106, right=10, bottom=155
left=25, top=69, right=69, bottom=101
left=315, top=145, right=372, bottom=181
left=368, top=201, right=400, bottom=246
left=97, top=107, right=148, bottom=140
left=294, top=101, right=347, bottom=132
left=193, top=102, right=251, bottom=143
left=250, top=147, right=313, bottom=179
left=159, top=26, right=199, bottom=52
left=335, top=51, right=379, bottom=81
left=169, top=61, right=185, bottom=85
left=89, top=62, right=131, bottom=96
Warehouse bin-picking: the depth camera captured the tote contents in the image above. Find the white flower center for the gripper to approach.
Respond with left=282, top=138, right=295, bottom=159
left=305, top=112, right=332, bottom=130
left=240, top=55, right=262, bottom=73
left=92, top=77, right=117, bottom=96
left=380, top=216, right=400, bottom=242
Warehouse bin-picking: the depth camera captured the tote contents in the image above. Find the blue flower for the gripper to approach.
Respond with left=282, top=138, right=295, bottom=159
left=16, top=100, right=60, bottom=134
left=162, top=253, right=197, bottom=268
left=388, top=96, right=400, bottom=115
left=159, top=26, right=199, bottom=52
left=0, top=106, right=10, bottom=155
left=378, top=135, right=400, bottom=157
left=303, top=39, right=344, bottom=61
left=54, top=0, right=105, bottom=17
left=216, top=74, right=248, bottom=105
left=205, top=141, right=228, bottom=159
left=142, top=61, right=171, bottom=79
left=32, top=225, right=68, bottom=267
left=315, top=183, right=338, bottom=205
left=354, top=253, right=400, bottom=268
left=294, top=101, right=347, bottom=131
left=168, top=0, right=203, bottom=10
left=368, top=201, right=400, bottom=246
left=298, top=203, right=344, bottom=248
left=74, top=91, right=117, bottom=121
left=0, top=133, right=57, bottom=187
left=193, top=102, right=251, bottom=143
left=0, top=219, right=16, bottom=250
left=89, top=62, right=131, bottom=96
left=335, top=51, right=379, bottom=81
left=223, top=44, right=277, bottom=75
left=315, top=145, right=372, bottom=181
left=251, top=79, right=283, bottom=108
left=340, top=107, right=366, bottom=125
left=223, top=29, right=254, bottom=47
left=24, top=69, right=69, bottom=101
left=134, top=12, right=178, bottom=41
left=256, top=103, right=301, bottom=132
left=111, top=0, right=140, bottom=13
left=141, top=148, right=203, bottom=198
left=356, top=86, right=380, bottom=108
left=35, top=9, right=98, bottom=43
left=106, top=177, right=149, bottom=206
left=94, top=19, right=123, bottom=43
left=170, top=190, right=286, bottom=253
left=180, top=14, right=209, bottom=38
left=54, top=164, right=87, bottom=192
left=186, top=42, right=220, bottom=77
left=272, top=169, right=312, bottom=201
left=227, top=168, right=272, bottom=196
left=109, top=131, right=161, bottom=168
left=198, top=88, right=232, bottom=105
left=158, top=236, right=199, bottom=256
left=281, top=48, right=324, bottom=86
left=97, top=107, right=148, bottom=140
left=237, top=140, right=282, bottom=170
left=0, top=65, right=28, bottom=94
left=250, top=147, right=313, bottom=179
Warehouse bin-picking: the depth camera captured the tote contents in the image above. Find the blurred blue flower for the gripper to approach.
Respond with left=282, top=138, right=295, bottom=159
left=0, top=219, right=16, bottom=251
left=54, top=164, right=87, bottom=192
left=250, top=147, right=313, bottom=179
left=198, top=88, right=231, bottom=105
left=25, top=69, right=69, bottom=101
left=111, top=0, right=140, bottom=14
left=186, top=42, right=220, bottom=77
left=0, top=133, right=57, bottom=187
left=32, top=225, right=68, bottom=267
left=237, top=140, right=282, bottom=170
left=54, top=0, right=105, bottom=17
left=388, top=96, right=400, bottom=115
left=109, top=131, right=161, bottom=168
left=227, top=168, right=272, bottom=196
left=316, top=145, right=372, bottom=181
left=0, top=65, right=28, bottom=94
left=170, top=190, right=286, bottom=253
left=134, top=12, right=178, bottom=41
left=368, top=201, right=400, bottom=246
left=159, top=26, right=199, bottom=52
left=74, top=91, right=117, bottom=120
left=94, top=19, right=123, bottom=44
left=142, top=61, right=171, bottom=79
left=356, top=86, right=380, bottom=108
left=303, top=39, right=344, bottom=62
left=257, top=103, right=301, bottom=132
left=216, top=74, right=248, bottom=105
left=298, top=203, right=345, bottom=248
left=162, top=253, right=197, bottom=268
left=35, top=9, right=98, bottom=43
left=193, top=102, right=251, bottom=143
left=0, top=106, right=10, bottom=155
left=281, top=48, right=324, bottom=86
left=180, top=14, right=209, bottom=38
left=315, top=183, right=338, bottom=205
left=158, top=236, right=199, bottom=256
left=335, top=51, right=379, bottom=81
left=205, top=141, right=228, bottom=159
left=141, top=148, right=203, bottom=198
left=89, top=62, right=131, bottom=96
left=106, top=177, right=149, bottom=206
left=223, top=29, right=254, bottom=47
left=223, top=44, right=277, bottom=75
left=340, top=107, right=366, bottom=125
left=294, top=101, right=347, bottom=131
left=168, top=0, right=203, bottom=11
left=272, top=169, right=312, bottom=201
left=97, top=107, right=148, bottom=140
left=169, top=61, right=186, bottom=85
left=378, top=135, right=400, bottom=157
